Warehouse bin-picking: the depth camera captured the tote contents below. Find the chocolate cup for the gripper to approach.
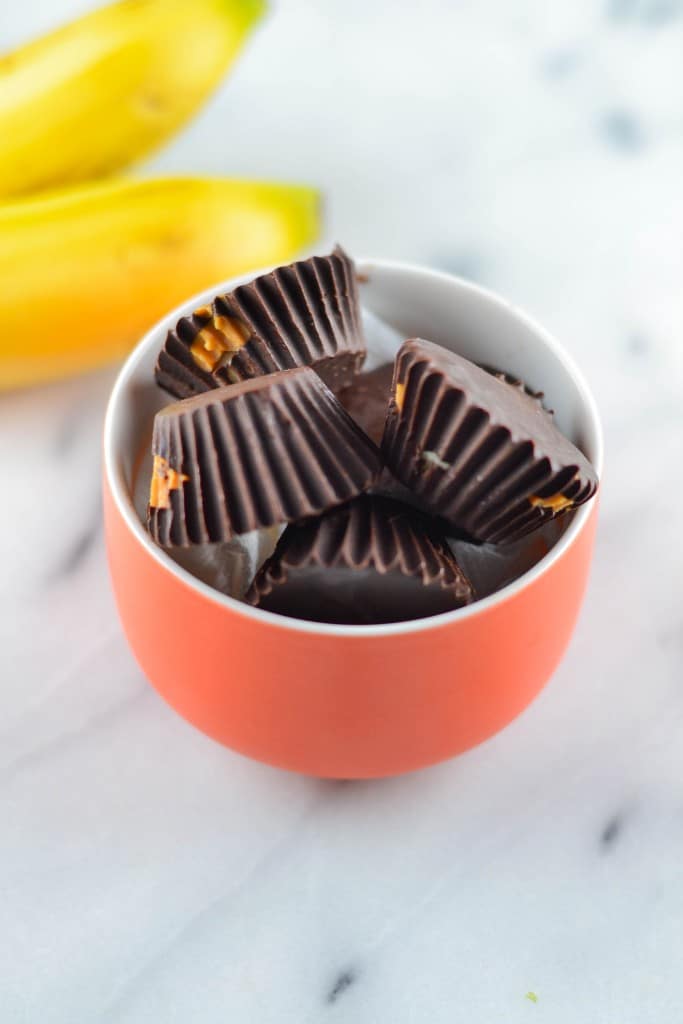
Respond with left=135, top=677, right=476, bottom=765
left=155, top=245, right=365, bottom=399
left=148, top=366, right=381, bottom=546
left=336, top=362, right=429, bottom=510
left=337, top=362, right=394, bottom=447
left=246, top=495, right=474, bottom=624
left=381, top=339, right=599, bottom=545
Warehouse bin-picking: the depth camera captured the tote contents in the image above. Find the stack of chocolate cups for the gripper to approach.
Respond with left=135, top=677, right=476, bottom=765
left=148, top=247, right=599, bottom=625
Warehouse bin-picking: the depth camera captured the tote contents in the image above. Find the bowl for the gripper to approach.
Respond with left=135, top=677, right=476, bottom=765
left=103, top=258, right=603, bottom=778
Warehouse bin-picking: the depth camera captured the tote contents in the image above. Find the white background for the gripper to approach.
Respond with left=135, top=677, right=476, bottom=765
left=1, top=2, right=683, bottom=1021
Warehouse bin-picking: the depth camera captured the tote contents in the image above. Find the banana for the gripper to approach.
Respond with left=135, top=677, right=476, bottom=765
left=0, top=176, right=320, bottom=390
left=0, top=0, right=265, bottom=198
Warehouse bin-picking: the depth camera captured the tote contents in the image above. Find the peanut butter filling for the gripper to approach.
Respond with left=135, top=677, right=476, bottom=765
left=149, top=455, right=189, bottom=510
left=529, top=491, right=574, bottom=514
left=189, top=314, right=250, bottom=373
left=394, top=381, right=406, bottom=412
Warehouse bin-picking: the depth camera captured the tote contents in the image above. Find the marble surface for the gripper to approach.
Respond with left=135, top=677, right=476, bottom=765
left=2, top=1, right=683, bottom=1021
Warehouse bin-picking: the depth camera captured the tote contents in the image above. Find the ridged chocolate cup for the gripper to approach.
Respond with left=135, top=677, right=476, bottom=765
left=155, top=245, right=366, bottom=399
left=382, top=339, right=599, bottom=545
left=246, top=495, right=474, bottom=624
left=148, top=366, right=381, bottom=546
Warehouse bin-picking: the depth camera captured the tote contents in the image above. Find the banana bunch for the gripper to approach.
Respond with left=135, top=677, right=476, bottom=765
left=0, top=0, right=321, bottom=390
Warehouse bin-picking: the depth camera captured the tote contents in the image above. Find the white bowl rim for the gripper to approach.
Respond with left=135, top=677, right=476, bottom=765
left=103, top=256, right=604, bottom=638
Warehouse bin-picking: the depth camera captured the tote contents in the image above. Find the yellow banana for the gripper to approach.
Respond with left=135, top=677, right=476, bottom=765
left=0, top=176, right=320, bottom=390
left=0, top=0, right=265, bottom=198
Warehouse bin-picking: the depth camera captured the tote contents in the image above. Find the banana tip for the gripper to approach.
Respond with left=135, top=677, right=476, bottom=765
left=229, top=0, right=268, bottom=31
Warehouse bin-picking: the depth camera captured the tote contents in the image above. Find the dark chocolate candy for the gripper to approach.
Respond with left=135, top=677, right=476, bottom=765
left=381, top=338, right=598, bottom=545
left=337, top=363, right=394, bottom=446
left=147, top=366, right=381, bottom=546
left=155, top=245, right=365, bottom=399
left=246, top=495, right=474, bottom=624
left=337, top=362, right=429, bottom=508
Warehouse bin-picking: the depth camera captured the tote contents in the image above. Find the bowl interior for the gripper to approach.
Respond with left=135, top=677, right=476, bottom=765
left=104, top=258, right=603, bottom=634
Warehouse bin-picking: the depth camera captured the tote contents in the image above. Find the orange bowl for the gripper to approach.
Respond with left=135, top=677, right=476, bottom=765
left=103, top=259, right=603, bottom=778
